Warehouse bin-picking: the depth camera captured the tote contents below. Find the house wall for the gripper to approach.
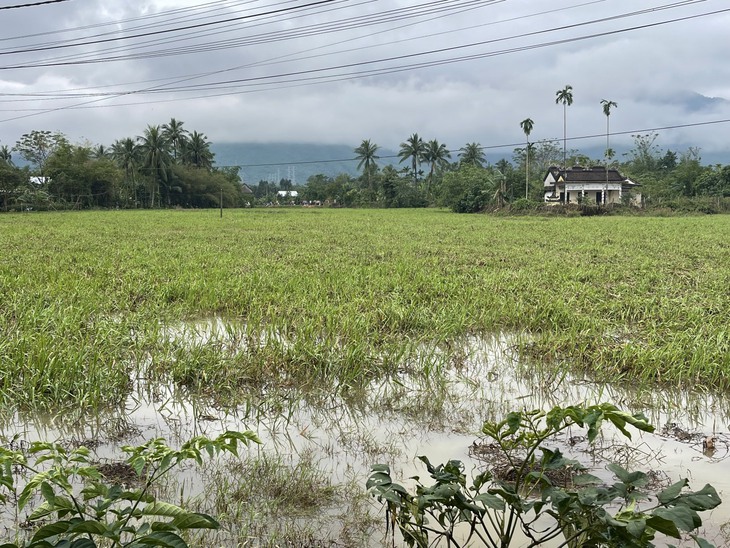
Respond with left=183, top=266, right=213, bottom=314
left=564, top=184, right=621, bottom=205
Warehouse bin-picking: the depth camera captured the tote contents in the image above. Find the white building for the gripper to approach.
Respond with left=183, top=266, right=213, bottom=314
left=543, top=166, right=641, bottom=206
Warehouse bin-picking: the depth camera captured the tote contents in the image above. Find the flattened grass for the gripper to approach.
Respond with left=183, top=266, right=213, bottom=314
left=1, top=209, right=728, bottom=409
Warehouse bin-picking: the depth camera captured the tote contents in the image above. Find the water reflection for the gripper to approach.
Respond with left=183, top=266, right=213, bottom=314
left=0, top=328, right=729, bottom=545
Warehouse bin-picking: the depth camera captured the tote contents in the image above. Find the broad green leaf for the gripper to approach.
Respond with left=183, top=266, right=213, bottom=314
left=677, top=484, right=722, bottom=511
left=126, top=531, right=187, bottom=548
left=573, top=473, right=603, bottom=486
left=626, top=518, right=646, bottom=538
left=646, top=514, right=681, bottom=538
left=69, top=539, right=97, bottom=548
left=40, top=482, right=56, bottom=504
left=68, top=520, right=108, bottom=535
left=474, top=492, right=505, bottom=511
left=689, top=533, right=716, bottom=548
left=653, top=506, right=699, bottom=532
left=658, top=479, right=689, bottom=504
left=30, top=520, right=72, bottom=543
left=28, top=502, right=54, bottom=521
left=170, top=512, right=219, bottom=530
left=142, top=502, right=186, bottom=518
left=505, top=412, right=522, bottom=435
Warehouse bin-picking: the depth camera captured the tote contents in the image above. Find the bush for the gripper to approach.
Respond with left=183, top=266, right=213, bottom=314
left=0, top=431, right=260, bottom=547
left=368, top=403, right=720, bottom=548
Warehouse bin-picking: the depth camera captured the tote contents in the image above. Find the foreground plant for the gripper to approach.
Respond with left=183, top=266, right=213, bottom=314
left=367, top=403, right=721, bottom=547
left=0, top=430, right=260, bottom=547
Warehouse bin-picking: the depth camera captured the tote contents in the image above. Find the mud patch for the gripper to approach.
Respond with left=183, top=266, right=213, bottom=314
left=96, top=461, right=143, bottom=486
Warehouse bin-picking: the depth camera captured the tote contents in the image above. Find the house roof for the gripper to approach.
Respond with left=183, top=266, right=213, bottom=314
left=545, top=166, right=639, bottom=186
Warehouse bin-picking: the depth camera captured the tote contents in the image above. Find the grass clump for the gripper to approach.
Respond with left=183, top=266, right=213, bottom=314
left=193, top=449, right=377, bottom=546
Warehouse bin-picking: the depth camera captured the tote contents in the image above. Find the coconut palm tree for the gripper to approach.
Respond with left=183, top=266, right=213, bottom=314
left=0, top=145, right=12, bottom=165
left=111, top=137, right=140, bottom=206
left=398, top=133, right=426, bottom=187
left=555, top=85, right=573, bottom=177
left=520, top=118, right=534, bottom=199
left=92, top=144, right=109, bottom=160
left=162, top=118, right=188, bottom=163
left=458, top=142, right=486, bottom=168
left=138, top=125, right=172, bottom=207
left=354, top=139, right=379, bottom=190
left=183, top=131, right=214, bottom=169
left=423, top=139, right=451, bottom=197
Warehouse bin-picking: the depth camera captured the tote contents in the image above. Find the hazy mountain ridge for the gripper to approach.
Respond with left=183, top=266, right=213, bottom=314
left=212, top=142, right=398, bottom=185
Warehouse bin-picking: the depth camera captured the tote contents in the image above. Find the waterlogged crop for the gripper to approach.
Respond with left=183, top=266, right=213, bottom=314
left=0, top=210, right=729, bottom=410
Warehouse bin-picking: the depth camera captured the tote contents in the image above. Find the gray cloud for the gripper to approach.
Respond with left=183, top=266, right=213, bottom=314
left=1, top=0, right=728, bottom=162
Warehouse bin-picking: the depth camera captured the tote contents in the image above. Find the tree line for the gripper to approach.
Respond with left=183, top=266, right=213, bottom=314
left=2, top=95, right=730, bottom=213
left=0, top=120, right=251, bottom=211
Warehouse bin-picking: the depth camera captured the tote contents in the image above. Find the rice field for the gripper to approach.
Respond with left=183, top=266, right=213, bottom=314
left=1, top=208, right=729, bottom=410
left=2, top=208, right=730, bottom=545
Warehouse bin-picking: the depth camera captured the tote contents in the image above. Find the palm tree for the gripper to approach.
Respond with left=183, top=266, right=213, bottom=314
left=520, top=118, right=534, bottom=199
left=161, top=118, right=188, bottom=163
left=137, top=125, right=172, bottom=207
left=183, top=131, right=214, bottom=169
left=354, top=139, right=380, bottom=190
left=111, top=137, right=140, bottom=206
left=423, top=139, right=451, bottom=197
left=398, top=133, right=426, bottom=187
left=600, top=99, right=618, bottom=160
left=92, top=144, right=109, bottom=160
left=600, top=99, right=618, bottom=205
left=555, top=85, right=574, bottom=179
left=0, top=145, right=12, bottom=165
left=458, top=142, right=486, bottom=168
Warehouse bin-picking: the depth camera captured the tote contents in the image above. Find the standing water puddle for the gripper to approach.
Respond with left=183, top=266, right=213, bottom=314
left=1, top=321, right=729, bottom=546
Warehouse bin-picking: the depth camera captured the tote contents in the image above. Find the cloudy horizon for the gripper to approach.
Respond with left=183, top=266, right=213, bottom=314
left=1, top=0, right=729, bottom=163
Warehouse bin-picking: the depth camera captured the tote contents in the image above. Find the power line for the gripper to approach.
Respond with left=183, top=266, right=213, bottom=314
left=0, top=0, right=339, bottom=55
left=215, top=118, right=730, bottom=170
left=1, top=1, right=723, bottom=119
left=0, top=0, right=71, bottom=10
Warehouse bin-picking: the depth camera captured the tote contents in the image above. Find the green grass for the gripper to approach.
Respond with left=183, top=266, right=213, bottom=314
left=1, top=209, right=729, bottom=409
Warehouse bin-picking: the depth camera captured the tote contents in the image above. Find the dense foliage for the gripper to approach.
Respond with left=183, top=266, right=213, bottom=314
left=368, top=404, right=721, bottom=548
left=0, top=431, right=260, bottom=547
left=0, top=123, right=251, bottom=211
left=2, top=120, right=729, bottom=213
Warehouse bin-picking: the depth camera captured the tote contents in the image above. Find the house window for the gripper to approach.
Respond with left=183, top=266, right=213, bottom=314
left=595, top=192, right=601, bottom=204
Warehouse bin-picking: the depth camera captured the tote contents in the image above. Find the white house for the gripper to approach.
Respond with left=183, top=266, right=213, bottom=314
left=543, top=166, right=641, bottom=206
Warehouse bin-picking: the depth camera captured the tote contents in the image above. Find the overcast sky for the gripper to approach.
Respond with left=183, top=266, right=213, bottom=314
left=1, top=0, right=729, bottom=162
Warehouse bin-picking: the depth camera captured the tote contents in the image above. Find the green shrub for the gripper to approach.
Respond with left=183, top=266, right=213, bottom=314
left=368, top=403, right=720, bottom=548
left=0, top=431, right=260, bottom=547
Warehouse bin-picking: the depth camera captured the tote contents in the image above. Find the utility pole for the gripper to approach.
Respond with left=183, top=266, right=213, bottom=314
left=220, top=187, right=223, bottom=218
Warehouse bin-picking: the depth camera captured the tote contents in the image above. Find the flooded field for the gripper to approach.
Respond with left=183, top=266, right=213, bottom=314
left=2, top=209, right=730, bottom=546
left=2, top=323, right=729, bottom=546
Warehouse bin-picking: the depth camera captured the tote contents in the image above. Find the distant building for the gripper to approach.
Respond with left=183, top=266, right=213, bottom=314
left=543, top=166, right=641, bottom=206
left=277, top=190, right=298, bottom=198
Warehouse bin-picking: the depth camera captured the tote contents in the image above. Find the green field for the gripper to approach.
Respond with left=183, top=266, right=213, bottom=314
left=1, top=209, right=729, bottom=410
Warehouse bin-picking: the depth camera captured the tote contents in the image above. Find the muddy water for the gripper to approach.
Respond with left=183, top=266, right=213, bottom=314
left=1, top=328, right=730, bottom=546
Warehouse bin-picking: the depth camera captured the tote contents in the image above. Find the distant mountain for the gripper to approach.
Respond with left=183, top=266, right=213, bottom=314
left=212, top=142, right=398, bottom=186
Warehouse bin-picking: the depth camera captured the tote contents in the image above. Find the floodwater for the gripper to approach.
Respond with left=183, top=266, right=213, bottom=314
left=1, top=322, right=729, bottom=546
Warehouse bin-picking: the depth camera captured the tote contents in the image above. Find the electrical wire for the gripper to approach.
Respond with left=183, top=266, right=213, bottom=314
left=217, top=118, right=730, bottom=170
left=0, top=0, right=71, bottom=10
